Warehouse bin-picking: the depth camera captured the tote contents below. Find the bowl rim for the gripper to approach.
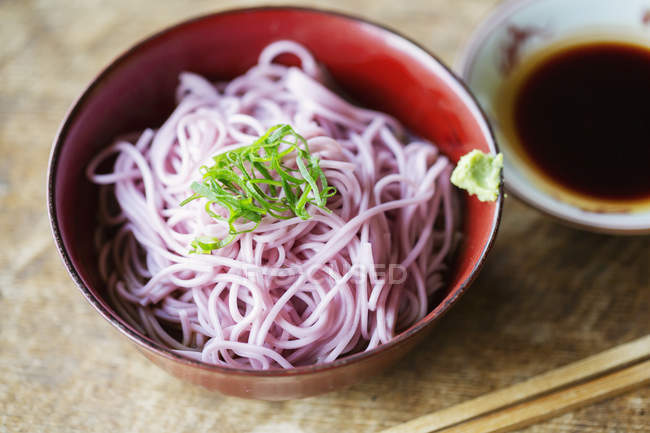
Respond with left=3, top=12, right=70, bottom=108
left=454, top=0, right=650, bottom=235
left=454, top=0, right=541, bottom=81
left=47, top=5, right=503, bottom=378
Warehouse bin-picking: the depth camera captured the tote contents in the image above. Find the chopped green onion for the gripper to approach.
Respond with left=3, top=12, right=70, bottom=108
left=181, top=124, right=336, bottom=253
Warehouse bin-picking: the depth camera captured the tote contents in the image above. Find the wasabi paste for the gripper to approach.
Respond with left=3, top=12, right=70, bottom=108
left=450, top=150, right=503, bottom=202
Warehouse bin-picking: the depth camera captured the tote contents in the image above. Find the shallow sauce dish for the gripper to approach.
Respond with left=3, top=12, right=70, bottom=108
left=48, top=7, right=502, bottom=399
left=456, top=0, right=650, bottom=234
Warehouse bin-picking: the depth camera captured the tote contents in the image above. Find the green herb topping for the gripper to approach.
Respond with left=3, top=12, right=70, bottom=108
left=180, top=124, right=336, bottom=253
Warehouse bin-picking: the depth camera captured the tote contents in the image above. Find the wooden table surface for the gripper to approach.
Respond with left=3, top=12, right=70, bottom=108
left=1, top=0, right=648, bottom=432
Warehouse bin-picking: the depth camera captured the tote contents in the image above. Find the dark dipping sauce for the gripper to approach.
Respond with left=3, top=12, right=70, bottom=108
left=512, top=42, right=650, bottom=201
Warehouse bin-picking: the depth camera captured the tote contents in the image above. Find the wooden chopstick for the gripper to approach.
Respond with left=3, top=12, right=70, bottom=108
left=380, top=334, right=650, bottom=433
left=435, top=360, right=650, bottom=433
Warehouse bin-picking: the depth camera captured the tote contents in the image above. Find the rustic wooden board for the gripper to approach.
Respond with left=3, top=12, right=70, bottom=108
left=0, top=1, right=648, bottom=432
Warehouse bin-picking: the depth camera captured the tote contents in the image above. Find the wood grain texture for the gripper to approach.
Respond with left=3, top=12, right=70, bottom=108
left=0, top=1, right=648, bottom=432
left=437, top=360, right=650, bottom=433
left=381, top=335, right=650, bottom=433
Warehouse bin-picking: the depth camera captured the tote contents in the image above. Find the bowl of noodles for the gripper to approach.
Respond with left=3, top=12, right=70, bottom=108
left=47, top=7, right=502, bottom=399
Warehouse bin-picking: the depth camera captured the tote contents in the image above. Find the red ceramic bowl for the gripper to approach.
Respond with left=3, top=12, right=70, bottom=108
left=47, top=7, right=502, bottom=400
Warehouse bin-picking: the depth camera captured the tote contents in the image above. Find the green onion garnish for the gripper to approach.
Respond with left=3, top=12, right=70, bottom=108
left=180, top=124, right=336, bottom=253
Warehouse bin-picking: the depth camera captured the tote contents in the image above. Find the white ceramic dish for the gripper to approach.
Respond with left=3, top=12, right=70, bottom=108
left=456, top=0, right=650, bottom=234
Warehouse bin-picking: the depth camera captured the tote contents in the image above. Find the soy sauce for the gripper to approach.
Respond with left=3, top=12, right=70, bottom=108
left=511, top=41, right=650, bottom=201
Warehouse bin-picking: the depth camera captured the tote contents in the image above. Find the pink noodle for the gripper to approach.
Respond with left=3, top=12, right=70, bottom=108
left=87, top=40, right=458, bottom=369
